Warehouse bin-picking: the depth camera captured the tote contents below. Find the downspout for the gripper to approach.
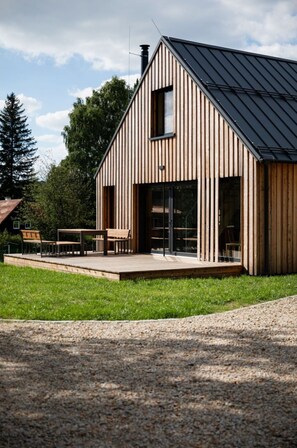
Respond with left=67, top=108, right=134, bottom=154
left=263, top=162, right=270, bottom=275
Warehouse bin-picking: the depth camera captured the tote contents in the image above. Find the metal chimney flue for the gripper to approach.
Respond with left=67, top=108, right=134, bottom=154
left=140, top=44, right=150, bottom=75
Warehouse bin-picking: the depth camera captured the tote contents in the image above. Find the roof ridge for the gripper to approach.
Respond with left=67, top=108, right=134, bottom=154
left=163, top=36, right=297, bottom=65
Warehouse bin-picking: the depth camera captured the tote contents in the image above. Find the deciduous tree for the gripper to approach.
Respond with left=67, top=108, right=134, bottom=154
left=63, top=76, right=132, bottom=178
left=25, top=77, right=132, bottom=236
left=23, top=160, right=93, bottom=239
left=62, top=77, right=132, bottom=223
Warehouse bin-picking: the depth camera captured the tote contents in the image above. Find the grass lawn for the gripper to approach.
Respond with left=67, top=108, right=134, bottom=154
left=0, top=263, right=296, bottom=320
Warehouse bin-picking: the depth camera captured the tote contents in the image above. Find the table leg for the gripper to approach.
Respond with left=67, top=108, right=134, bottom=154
left=80, top=233, right=84, bottom=256
left=103, top=232, right=107, bottom=256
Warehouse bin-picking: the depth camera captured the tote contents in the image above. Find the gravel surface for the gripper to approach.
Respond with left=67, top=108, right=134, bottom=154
left=0, top=297, right=296, bottom=448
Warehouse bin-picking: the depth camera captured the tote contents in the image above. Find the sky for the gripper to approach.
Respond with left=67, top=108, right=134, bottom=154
left=1, top=0, right=297, bottom=175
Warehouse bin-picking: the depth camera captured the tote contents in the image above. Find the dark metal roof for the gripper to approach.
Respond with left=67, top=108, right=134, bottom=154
left=164, top=36, right=297, bottom=162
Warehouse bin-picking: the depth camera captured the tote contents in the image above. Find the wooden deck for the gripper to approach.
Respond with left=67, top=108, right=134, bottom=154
left=4, top=253, right=243, bottom=281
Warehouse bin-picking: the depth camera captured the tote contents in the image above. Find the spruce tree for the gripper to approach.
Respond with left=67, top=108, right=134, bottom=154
left=0, top=93, right=38, bottom=199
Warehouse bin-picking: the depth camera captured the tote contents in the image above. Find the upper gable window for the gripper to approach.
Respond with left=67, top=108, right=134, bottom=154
left=151, top=87, right=174, bottom=138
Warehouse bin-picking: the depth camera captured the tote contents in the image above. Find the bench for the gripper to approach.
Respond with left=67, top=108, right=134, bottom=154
left=93, top=228, right=131, bottom=254
left=20, top=230, right=81, bottom=257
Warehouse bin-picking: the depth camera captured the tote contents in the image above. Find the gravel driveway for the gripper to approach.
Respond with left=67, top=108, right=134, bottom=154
left=0, top=297, right=296, bottom=448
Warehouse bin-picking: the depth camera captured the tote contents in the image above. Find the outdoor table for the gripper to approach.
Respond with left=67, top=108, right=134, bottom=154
left=57, top=229, right=108, bottom=256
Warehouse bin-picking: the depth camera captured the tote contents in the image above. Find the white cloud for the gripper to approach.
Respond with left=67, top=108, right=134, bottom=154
left=35, top=134, right=68, bottom=177
left=36, top=110, right=70, bottom=132
left=0, top=0, right=297, bottom=70
left=120, top=74, right=141, bottom=88
left=35, top=145, right=68, bottom=178
left=0, top=0, right=296, bottom=71
left=244, top=43, right=297, bottom=60
left=0, top=94, right=41, bottom=116
left=38, top=142, right=67, bottom=164
left=70, top=74, right=140, bottom=101
left=17, top=94, right=42, bottom=116
left=36, top=134, right=63, bottom=144
left=0, top=0, right=156, bottom=72
left=221, top=0, right=297, bottom=58
left=70, top=86, right=94, bottom=100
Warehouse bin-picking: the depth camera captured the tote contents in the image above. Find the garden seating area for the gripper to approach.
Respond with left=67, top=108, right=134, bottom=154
left=20, top=228, right=132, bottom=258
left=20, top=230, right=81, bottom=257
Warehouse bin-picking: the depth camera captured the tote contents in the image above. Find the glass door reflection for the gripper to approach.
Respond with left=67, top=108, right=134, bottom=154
left=149, top=182, right=197, bottom=256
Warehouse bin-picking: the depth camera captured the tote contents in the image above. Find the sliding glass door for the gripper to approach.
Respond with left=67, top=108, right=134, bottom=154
left=218, top=177, right=241, bottom=261
left=148, top=181, right=197, bottom=256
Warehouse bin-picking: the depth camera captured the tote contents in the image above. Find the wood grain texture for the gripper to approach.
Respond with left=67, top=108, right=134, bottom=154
left=96, top=41, right=297, bottom=275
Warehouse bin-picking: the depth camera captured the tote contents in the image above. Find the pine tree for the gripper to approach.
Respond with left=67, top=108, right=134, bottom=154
left=0, top=93, right=38, bottom=199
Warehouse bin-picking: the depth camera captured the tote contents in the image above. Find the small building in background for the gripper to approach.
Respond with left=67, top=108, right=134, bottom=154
left=0, top=198, right=28, bottom=234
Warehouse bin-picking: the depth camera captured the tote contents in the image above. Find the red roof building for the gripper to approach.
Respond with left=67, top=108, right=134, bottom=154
left=0, top=199, right=23, bottom=233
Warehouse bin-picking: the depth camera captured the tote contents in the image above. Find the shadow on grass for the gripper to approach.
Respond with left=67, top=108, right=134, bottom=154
left=0, top=322, right=296, bottom=447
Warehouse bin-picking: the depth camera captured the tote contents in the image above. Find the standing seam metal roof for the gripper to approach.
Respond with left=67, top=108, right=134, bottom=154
left=164, top=36, right=297, bottom=162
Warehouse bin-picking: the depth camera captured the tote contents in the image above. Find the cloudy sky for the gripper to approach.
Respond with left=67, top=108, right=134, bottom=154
left=1, top=0, right=297, bottom=173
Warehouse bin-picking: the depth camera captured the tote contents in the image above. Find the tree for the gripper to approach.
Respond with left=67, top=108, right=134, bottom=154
left=61, top=76, right=133, bottom=223
left=24, top=77, right=132, bottom=237
left=23, top=160, right=93, bottom=239
left=63, top=77, right=133, bottom=178
left=0, top=93, right=38, bottom=199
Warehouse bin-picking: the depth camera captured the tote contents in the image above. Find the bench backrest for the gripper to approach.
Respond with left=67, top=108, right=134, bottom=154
left=20, top=230, right=42, bottom=241
left=106, top=228, right=130, bottom=239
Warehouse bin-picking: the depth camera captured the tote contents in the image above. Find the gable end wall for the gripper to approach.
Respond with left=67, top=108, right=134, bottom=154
left=96, top=42, right=265, bottom=275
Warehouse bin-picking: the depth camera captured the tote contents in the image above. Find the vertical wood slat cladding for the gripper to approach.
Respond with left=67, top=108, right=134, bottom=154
left=268, top=163, right=297, bottom=274
left=96, top=41, right=295, bottom=275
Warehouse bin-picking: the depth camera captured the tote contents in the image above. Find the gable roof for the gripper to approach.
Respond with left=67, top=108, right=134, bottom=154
left=164, top=36, right=297, bottom=163
left=0, top=199, right=22, bottom=226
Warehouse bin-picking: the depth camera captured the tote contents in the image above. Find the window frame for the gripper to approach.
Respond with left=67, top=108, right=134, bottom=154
left=13, top=220, right=20, bottom=230
left=151, top=86, right=174, bottom=139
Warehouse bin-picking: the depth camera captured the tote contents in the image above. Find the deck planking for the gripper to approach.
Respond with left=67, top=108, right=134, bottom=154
left=4, top=253, right=243, bottom=281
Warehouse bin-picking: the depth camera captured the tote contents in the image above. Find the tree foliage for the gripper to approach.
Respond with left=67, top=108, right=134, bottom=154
left=24, top=76, right=132, bottom=236
left=63, top=76, right=133, bottom=179
left=0, top=93, right=37, bottom=199
left=59, top=76, right=132, bottom=225
left=23, top=160, right=94, bottom=239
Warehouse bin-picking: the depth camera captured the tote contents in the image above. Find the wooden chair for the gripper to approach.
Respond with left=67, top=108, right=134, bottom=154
left=224, top=226, right=241, bottom=258
left=93, top=228, right=131, bottom=254
left=20, top=230, right=55, bottom=257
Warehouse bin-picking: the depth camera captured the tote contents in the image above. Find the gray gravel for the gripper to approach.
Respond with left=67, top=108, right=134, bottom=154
left=0, top=297, right=296, bottom=448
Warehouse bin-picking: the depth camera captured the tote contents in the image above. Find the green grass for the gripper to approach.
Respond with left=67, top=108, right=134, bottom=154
left=0, top=264, right=296, bottom=320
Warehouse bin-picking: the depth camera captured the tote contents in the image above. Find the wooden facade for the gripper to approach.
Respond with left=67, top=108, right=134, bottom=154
left=267, top=163, right=297, bottom=274
left=96, top=41, right=297, bottom=275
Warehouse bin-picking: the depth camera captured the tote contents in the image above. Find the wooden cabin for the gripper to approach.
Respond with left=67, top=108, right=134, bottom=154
left=0, top=198, right=24, bottom=233
left=95, top=36, right=297, bottom=276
